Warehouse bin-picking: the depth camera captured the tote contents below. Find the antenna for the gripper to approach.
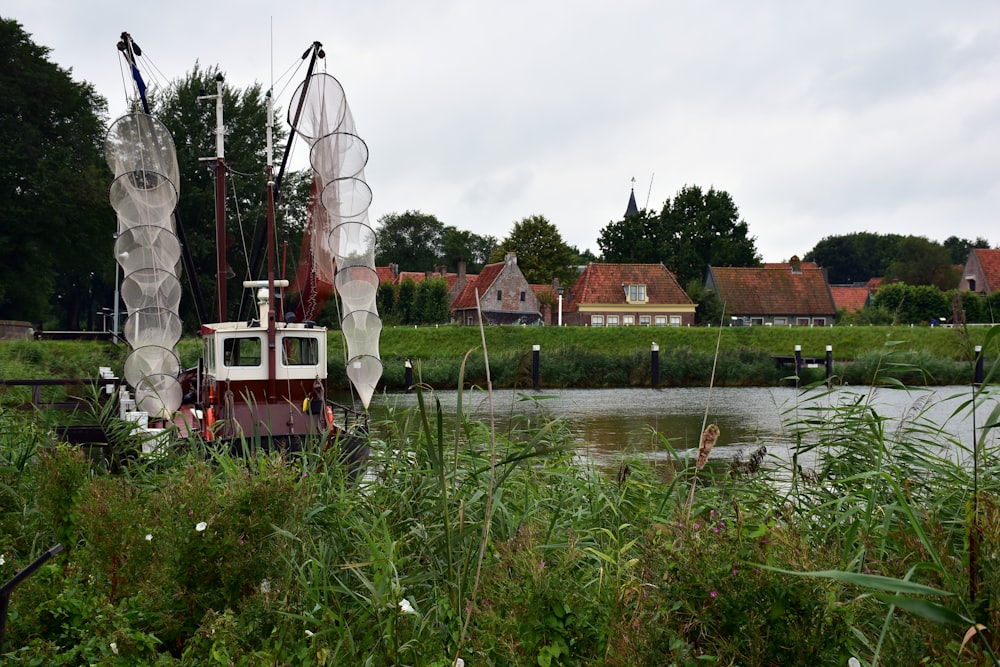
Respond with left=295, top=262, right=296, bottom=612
left=645, top=172, right=655, bottom=210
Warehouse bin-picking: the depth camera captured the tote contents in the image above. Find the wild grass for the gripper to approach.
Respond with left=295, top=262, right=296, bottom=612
left=0, top=327, right=999, bottom=664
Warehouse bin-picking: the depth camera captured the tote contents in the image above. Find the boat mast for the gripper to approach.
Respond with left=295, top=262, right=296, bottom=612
left=265, top=91, right=278, bottom=400
left=201, top=74, right=227, bottom=322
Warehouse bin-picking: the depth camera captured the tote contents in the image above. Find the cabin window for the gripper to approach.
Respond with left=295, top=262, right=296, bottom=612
left=223, top=337, right=262, bottom=367
left=281, top=336, right=319, bottom=366
left=607, top=315, right=620, bottom=326
left=623, top=315, right=635, bottom=325
left=654, top=316, right=667, bottom=326
left=590, top=315, right=604, bottom=327
left=203, top=338, right=216, bottom=374
left=624, top=284, right=647, bottom=303
left=639, top=315, right=651, bottom=326
left=520, top=291, right=526, bottom=302
left=669, top=315, right=682, bottom=326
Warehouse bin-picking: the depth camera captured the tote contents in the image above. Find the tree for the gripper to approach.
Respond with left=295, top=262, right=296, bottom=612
left=411, top=277, right=450, bottom=324
left=597, top=208, right=662, bottom=264
left=884, top=236, right=960, bottom=290
left=943, top=235, right=991, bottom=265
left=489, top=215, right=578, bottom=286
left=660, top=185, right=761, bottom=288
left=805, top=232, right=902, bottom=284
left=152, top=64, right=303, bottom=326
left=374, top=210, right=445, bottom=271
left=0, top=19, right=112, bottom=327
left=595, top=185, right=760, bottom=288
left=440, top=226, right=496, bottom=273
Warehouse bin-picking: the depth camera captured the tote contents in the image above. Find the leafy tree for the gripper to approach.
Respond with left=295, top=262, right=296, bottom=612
left=685, top=279, right=725, bottom=326
left=870, top=282, right=950, bottom=325
left=489, top=215, right=577, bottom=286
left=376, top=281, right=397, bottom=324
left=660, top=185, right=761, bottom=288
left=597, top=208, right=662, bottom=264
left=805, top=232, right=901, bottom=284
left=596, top=185, right=760, bottom=288
left=884, top=236, right=960, bottom=290
left=440, top=226, right=496, bottom=273
left=411, top=277, right=450, bottom=325
left=152, top=64, right=307, bottom=326
left=0, top=19, right=112, bottom=327
left=395, top=277, right=417, bottom=324
left=943, top=235, right=991, bottom=265
left=374, top=210, right=445, bottom=271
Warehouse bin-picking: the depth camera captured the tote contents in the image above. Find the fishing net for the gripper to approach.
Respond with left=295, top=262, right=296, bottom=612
left=289, top=73, right=382, bottom=408
left=105, top=113, right=183, bottom=419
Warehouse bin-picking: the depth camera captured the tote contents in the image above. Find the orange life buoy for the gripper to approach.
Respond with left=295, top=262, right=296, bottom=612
left=205, top=406, right=216, bottom=441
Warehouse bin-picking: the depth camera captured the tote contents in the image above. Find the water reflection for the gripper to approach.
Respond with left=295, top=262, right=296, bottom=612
left=370, top=385, right=998, bottom=473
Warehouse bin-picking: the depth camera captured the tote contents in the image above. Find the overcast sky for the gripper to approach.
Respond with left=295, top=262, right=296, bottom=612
left=8, top=1, right=1000, bottom=262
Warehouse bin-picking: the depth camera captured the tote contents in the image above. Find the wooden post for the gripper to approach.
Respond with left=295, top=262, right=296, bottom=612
left=532, top=345, right=540, bottom=390
left=651, top=342, right=660, bottom=388
left=794, top=345, right=802, bottom=388
left=825, top=345, right=833, bottom=385
left=975, top=345, right=984, bottom=384
left=405, top=359, right=413, bottom=390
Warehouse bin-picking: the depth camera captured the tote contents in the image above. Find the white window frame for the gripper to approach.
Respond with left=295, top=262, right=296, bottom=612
left=623, top=315, right=635, bottom=326
left=607, top=315, right=620, bottom=326
left=590, top=315, right=605, bottom=327
left=639, top=315, right=651, bottom=326
left=669, top=315, right=682, bottom=326
left=654, top=316, right=667, bottom=326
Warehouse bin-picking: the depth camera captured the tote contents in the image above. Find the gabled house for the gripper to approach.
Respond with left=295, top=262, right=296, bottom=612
left=829, top=278, right=880, bottom=314
left=450, top=253, right=542, bottom=325
left=563, top=263, right=695, bottom=326
left=705, top=257, right=836, bottom=326
left=959, top=248, right=1000, bottom=295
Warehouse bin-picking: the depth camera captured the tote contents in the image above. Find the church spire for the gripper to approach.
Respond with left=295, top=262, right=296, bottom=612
left=625, top=177, right=639, bottom=217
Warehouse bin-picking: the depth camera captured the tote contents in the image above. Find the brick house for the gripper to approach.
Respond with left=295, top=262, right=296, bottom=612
left=959, top=248, right=1000, bottom=295
left=705, top=257, right=837, bottom=326
left=450, top=253, right=542, bottom=325
left=562, top=263, right=695, bottom=327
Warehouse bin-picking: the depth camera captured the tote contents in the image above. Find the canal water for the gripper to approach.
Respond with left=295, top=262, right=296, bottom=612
left=370, top=385, right=999, bottom=473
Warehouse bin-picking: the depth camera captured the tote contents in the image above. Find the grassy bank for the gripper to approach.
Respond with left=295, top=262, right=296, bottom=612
left=0, top=325, right=995, bottom=401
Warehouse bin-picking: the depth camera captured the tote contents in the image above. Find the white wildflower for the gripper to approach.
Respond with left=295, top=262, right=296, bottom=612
left=110, top=641, right=118, bottom=655
left=0, top=555, right=5, bottom=566
left=195, top=521, right=207, bottom=532
left=305, top=629, right=315, bottom=637
left=145, top=533, right=153, bottom=541
left=260, top=579, right=271, bottom=594
left=454, top=659, right=465, bottom=667
left=848, top=658, right=861, bottom=667
left=398, top=598, right=416, bottom=614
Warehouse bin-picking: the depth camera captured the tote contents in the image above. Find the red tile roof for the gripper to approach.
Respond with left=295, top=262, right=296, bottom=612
left=708, top=263, right=835, bottom=315
left=829, top=286, right=870, bottom=313
left=566, top=263, right=692, bottom=310
left=375, top=266, right=396, bottom=283
left=451, top=262, right=505, bottom=310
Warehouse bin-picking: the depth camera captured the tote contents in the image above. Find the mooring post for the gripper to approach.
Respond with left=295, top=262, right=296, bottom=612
left=794, top=345, right=803, bottom=388
left=651, top=342, right=660, bottom=388
left=0, top=544, right=62, bottom=654
left=975, top=345, right=984, bottom=384
left=532, top=345, right=540, bottom=390
left=404, top=359, right=413, bottom=390
left=825, top=345, right=833, bottom=385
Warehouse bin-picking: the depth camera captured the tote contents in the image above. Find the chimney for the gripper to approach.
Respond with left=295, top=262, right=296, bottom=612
left=457, top=259, right=466, bottom=281
left=390, top=262, right=399, bottom=279
left=504, top=252, right=517, bottom=266
left=790, top=255, right=802, bottom=274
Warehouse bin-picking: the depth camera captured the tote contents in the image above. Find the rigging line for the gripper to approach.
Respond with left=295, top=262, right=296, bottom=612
left=227, top=170, right=255, bottom=279
left=645, top=173, right=655, bottom=210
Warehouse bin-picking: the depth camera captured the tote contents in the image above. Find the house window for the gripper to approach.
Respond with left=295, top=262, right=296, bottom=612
left=520, top=291, right=526, bottom=302
left=812, top=318, right=826, bottom=327
left=968, top=278, right=977, bottom=292
left=669, top=315, right=682, bottom=326
left=590, top=315, right=605, bottom=327
left=607, top=315, right=620, bottom=326
left=623, top=315, right=635, bottom=326
left=796, top=318, right=810, bottom=326
left=654, top=316, right=667, bottom=326
left=496, top=290, right=502, bottom=301
left=639, top=315, right=651, bottom=326
left=624, top=284, right=647, bottom=303
left=774, top=317, right=787, bottom=326
left=750, top=318, right=764, bottom=326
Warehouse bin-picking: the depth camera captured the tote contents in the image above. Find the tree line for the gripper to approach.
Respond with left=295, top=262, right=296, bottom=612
left=1, top=16, right=994, bottom=331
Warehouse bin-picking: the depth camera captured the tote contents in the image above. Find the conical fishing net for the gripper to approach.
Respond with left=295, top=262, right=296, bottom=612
left=289, top=73, right=382, bottom=408
left=105, top=113, right=183, bottom=419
